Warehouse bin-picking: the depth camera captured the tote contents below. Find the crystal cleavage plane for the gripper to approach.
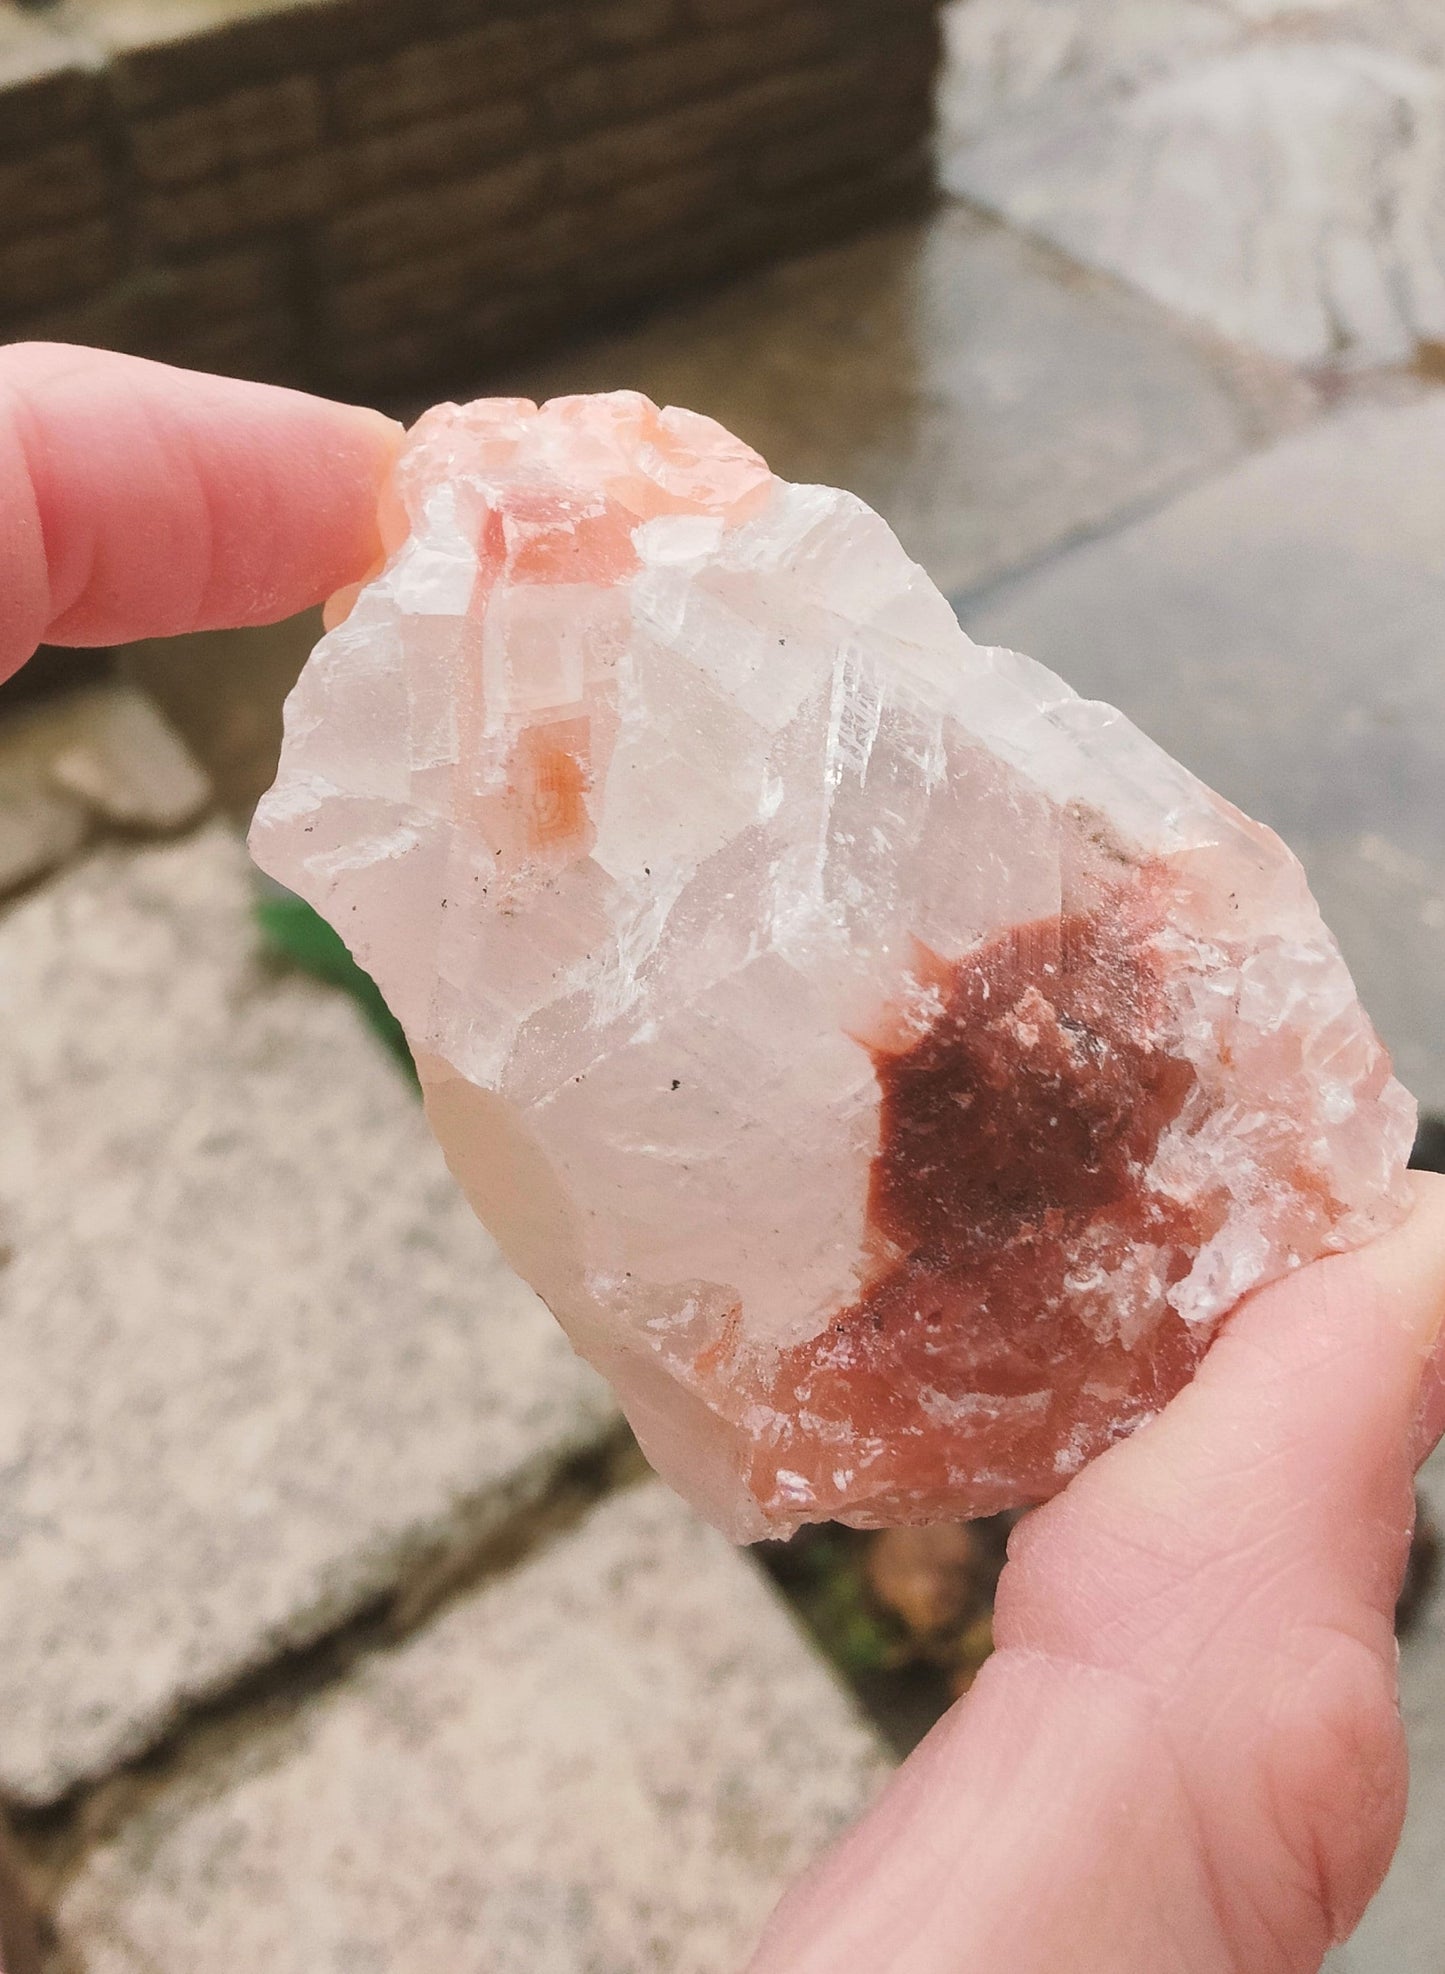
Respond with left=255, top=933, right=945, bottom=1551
left=250, top=392, right=1415, bottom=1542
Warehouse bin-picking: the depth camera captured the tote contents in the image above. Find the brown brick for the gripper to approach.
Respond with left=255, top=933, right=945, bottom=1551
left=160, top=243, right=294, bottom=319
left=0, top=138, right=109, bottom=236
left=569, top=192, right=759, bottom=307
left=582, top=159, right=730, bottom=253
left=320, top=155, right=548, bottom=280
left=328, top=319, right=463, bottom=392
left=323, top=257, right=473, bottom=345
left=341, top=98, right=535, bottom=199
left=321, top=205, right=579, bottom=340
left=841, top=0, right=945, bottom=81
left=688, top=0, right=939, bottom=38
left=556, top=43, right=931, bottom=200
left=13, top=246, right=295, bottom=357
left=585, top=0, right=680, bottom=47
left=0, top=216, right=123, bottom=319
left=571, top=134, right=932, bottom=315
left=0, top=9, right=99, bottom=154
left=738, top=39, right=937, bottom=136
left=459, top=285, right=567, bottom=359
left=129, top=75, right=322, bottom=186
left=330, top=284, right=562, bottom=391
left=544, top=6, right=836, bottom=129
left=836, top=0, right=942, bottom=21
left=683, top=0, right=821, bottom=21
left=556, top=109, right=711, bottom=199
left=140, top=154, right=332, bottom=250
left=332, top=15, right=571, bottom=136
left=156, top=305, right=305, bottom=383
left=68, top=0, right=408, bottom=111
left=749, top=106, right=929, bottom=194
left=752, top=138, right=935, bottom=254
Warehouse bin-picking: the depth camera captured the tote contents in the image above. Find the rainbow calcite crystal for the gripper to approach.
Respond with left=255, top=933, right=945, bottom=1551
left=250, top=392, right=1414, bottom=1540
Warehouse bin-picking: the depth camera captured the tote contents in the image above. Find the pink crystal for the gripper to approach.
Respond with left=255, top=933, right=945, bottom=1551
left=250, top=392, right=1415, bottom=1541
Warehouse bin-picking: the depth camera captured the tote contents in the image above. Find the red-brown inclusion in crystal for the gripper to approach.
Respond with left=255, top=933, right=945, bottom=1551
left=749, top=876, right=1226, bottom=1527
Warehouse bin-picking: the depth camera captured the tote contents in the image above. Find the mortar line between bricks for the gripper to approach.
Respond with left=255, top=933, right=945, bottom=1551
left=5, top=1423, right=649, bottom=1916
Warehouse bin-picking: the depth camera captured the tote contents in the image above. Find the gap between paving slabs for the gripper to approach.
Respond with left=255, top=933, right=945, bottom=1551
left=8, top=1433, right=650, bottom=1922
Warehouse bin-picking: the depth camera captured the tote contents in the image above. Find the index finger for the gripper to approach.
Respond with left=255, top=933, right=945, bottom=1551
left=0, top=343, right=402, bottom=684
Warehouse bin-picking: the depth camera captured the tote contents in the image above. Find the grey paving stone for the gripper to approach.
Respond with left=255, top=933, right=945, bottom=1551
left=55, top=1478, right=890, bottom=1974
left=0, top=772, right=87, bottom=899
left=0, top=825, right=616, bottom=1807
left=492, top=204, right=1308, bottom=597
left=121, top=611, right=320, bottom=819
left=945, top=5, right=1445, bottom=365
left=962, top=389, right=1445, bottom=1112
left=41, top=679, right=213, bottom=830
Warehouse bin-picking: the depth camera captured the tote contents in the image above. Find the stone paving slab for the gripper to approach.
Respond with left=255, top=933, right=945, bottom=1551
left=493, top=202, right=1310, bottom=596
left=55, top=1478, right=890, bottom=1974
left=0, top=824, right=617, bottom=1807
left=0, top=680, right=212, bottom=898
left=962, top=389, right=1445, bottom=1112
left=121, top=612, right=320, bottom=819
left=944, top=0, right=1445, bottom=366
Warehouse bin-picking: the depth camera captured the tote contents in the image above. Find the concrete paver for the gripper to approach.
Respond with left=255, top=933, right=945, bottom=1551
left=55, top=1479, right=890, bottom=1974
left=963, top=389, right=1445, bottom=1111
left=0, top=824, right=616, bottom=1806
left=492, top=203, right=1309, bottom=596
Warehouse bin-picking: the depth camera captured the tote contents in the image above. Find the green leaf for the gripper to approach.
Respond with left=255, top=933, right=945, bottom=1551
left=255, top=891, right=418, bottom=1090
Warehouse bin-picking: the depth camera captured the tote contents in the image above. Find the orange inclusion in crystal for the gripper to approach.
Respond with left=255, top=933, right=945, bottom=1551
left=510, top=718, right=594, bottom=856
left=743, top=876, right=1225, bottom=1527
left=506, top=494, right=640, bottom=586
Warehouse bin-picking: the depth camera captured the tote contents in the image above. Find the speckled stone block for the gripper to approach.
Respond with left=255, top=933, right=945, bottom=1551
left=56, top=1480, right=890, bottom=1974
left=0, top=825, right=617, bottom=1806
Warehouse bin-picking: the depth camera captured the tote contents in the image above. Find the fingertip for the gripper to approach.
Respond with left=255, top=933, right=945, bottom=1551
left=1, top=345, right=408, bottom=662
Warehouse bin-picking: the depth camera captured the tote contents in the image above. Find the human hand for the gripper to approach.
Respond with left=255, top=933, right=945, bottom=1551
left=7, top=341, right=1439, bottom=1974
left=0, top=341, right=399, bottom=684
left=752, top=1173, right=1445, bottom=1974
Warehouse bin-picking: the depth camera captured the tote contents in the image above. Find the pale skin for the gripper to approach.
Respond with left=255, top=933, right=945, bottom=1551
left=6, top=341, right=1445, bottom=1974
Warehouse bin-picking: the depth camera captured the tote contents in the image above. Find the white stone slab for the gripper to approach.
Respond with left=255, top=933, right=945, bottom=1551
left=56, top=1479, right=890, bottom=1974
left=0, top=825, right=616, bottom=1805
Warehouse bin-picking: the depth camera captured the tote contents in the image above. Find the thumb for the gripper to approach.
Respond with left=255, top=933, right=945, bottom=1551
left=750, top=1173, right=1445, bottom=1974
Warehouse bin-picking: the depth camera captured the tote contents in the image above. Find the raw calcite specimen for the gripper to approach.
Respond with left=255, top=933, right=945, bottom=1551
left=250, top=392, right=1415, bottom=1541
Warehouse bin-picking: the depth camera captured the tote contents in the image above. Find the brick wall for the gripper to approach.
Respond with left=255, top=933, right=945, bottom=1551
left=0, top=0, right=942, bottom=399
